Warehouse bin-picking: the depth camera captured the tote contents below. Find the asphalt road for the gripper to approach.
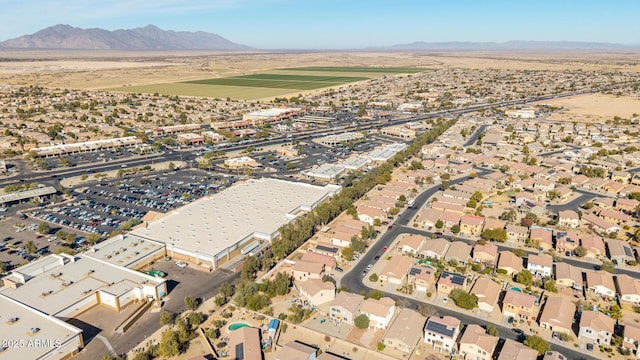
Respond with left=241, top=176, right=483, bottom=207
left=464, top=124, right=489, bottom=147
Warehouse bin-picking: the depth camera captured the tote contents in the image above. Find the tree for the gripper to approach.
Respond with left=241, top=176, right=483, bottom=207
left=158, top=330, right=181, bottom=357
left=609, top=304, right=623, bottom=321
left=451, top=224, right=460, bottom=234
left=449, top=289, right=478, bottom=310
left=574, top=246, right=587, bottom=257
left=499, top=209, right=517, bottom=222
left=417, top=303, right=437, bottom=317
left=369, top=273, right=379, bottom=282
left=160, top=311, right=175, bottom=326
left=435, top=220, right=444, bottom=229
left=354, top=314, right=370, bottom=329
left=543, top=279, right=558, bottom=293
left=523, top=335, right=550, bottom=355
left=368, top=289, right=384, bottom=300
left=37, top=222, right=50, bottom=235
left=486, top=325, right=499, bottom=337
left=480, top=228, right=507, bottom=242
left=25, top=241, right=37, bottom=254
left=184, top=296, right=198, bottom=311
left=600, top=260, right=616, bottom=274
left=341, top=246, right=354, bottom=261
left=187, top=312, right=205, bottom=326
left=516, top=270, right=533, bottom=286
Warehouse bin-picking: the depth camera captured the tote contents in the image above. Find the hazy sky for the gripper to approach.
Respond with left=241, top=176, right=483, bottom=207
left=1, top=0, right=638, bottom=49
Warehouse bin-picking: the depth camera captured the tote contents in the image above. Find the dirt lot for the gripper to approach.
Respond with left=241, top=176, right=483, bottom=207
left=536, top=93, right=640, bottom=122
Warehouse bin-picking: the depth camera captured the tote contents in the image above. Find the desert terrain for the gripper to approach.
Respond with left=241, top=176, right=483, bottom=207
left=1, top=50, right=639, bottom=92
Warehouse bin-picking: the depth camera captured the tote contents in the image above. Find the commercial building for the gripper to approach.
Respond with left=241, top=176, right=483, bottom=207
left=130, top=178, right=340, bottom=270
left=243, top=107, right=303, bottom=122
left=31, top=136, right=142, bottom=157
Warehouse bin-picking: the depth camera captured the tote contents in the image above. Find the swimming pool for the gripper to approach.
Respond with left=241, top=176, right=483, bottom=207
left=228, top=323, right=250, bottom=331
left=510, top=286, right=522, bottom=293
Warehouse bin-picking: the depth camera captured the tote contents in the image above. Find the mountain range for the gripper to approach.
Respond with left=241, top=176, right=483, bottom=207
left=0, top=24, right=252, bottom=51
left=376, top=40, right=633, bottom=51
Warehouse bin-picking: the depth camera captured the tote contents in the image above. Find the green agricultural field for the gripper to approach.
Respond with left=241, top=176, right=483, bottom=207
left=182, top=73, right=369, bottom=90
left=108, top=66, right=433, bottom=100
left=279, top=66, right=428, bottom=73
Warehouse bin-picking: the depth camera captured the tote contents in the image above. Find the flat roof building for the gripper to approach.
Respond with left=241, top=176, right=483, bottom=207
left=131, top=178, right=340, bottom=269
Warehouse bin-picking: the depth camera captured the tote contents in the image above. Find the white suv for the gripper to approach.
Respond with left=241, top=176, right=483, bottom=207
left=176, top=261, right=188, bottom=268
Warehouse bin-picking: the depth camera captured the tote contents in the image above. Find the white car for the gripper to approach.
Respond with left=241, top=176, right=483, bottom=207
left=176, top=261, right=188, bottom=268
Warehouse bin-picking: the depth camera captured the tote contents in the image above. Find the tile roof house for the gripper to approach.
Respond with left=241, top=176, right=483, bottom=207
left=277, top=341, right=317, bottom=360
left=423, top=316, right=461, bottom=354
left=578, top=310, right=615, bottom=346
left=396, top=234, right=425, bottom=255
left=458, top=324, right=498, bottom=360
left=557, top=210, right=580, bottom=229
left=497, top=339, right=538, bottom=360
left=554, top=262, right=584, bottom=291
left=615, top=274, right=640, bottom=305
left=296, top=278, right=335, bottom=307
left=586, top=270, right=616, bottom=299
left=622, top=323, right=640, bottom=358
left=615, top=197, right=640, bottom=213
left=300, top=251, right=337, bottom=273
left=293, top=261, right=325, bottom=282
left=420, top=238, right=450, bottom=260
left=527, top=253, right=553, bottom=278
left=408, top=265, right=436, bottom=293
left=506, top=224, right=529, bottom=242
left=470, top=277, right=502, bottom=313
left=459, top=214, right=486, bottom=236
left=382, top=308, right=426, bottom=354
left=359, top=297, right=396, bottom=330
left=606, top=238, right=636, bottom=264
left=583, top=214, right=620, bottom=234
left=443, top=241, right=472, bottom=266
left=555, top=231, right=579, bottom=254
left=598, top=208, right=631, bottom=225
left=579, top=235, right=606, bottom=259
left=501, top=289, right=537, bottom=321
left=529, top=227, right=553, bottom=251
left=472, top=242, right=498, bottom=265
left=483, top=217, right=506, bottom=232
left=329, top=291, right=364, bottom=325
left=378, top=255, right=414, bottom=285
left=229, top=327, right=262, bottom=360
left=497, top=251, right=523, bottom=276
left=437, top=271, right=467, bottom=296
left=416, top=208, right=443, bottom=228
left=538, top=296, right=576, bottom=335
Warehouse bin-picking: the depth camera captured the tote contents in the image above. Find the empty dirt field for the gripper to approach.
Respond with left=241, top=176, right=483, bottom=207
left=535, top=93, right=640, bottom=122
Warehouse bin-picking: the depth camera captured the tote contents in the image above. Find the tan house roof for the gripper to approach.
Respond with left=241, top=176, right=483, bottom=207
left=331, top=291, right=364, bottom=314
left=554, top=262, right=583, bottom=285
left=459, top=324, right=498, bottom=355
left=497, top=251, right=523, bottom=272
left=539, top=296, right=576, bottom=331
left=579, top=310, right=615, bottom=334
left=444, top=241, right=472, bottom=263
left=229, top=327, right=262, bottom=360
left=503, top=289, right=535, bottom=309
left=277, top=341, right=317, bottom=360
left=360, top=297, right=395, bottom=318
left=397, top=234, right=425, bottom=252
left=383, top=308, right=426, bottom=348
left=473, top=242, right=498, bottom=261
left=298, top=278, right=335, bottom=297
left=497, top=339, right=538, bottom=360
left=293, top=260, right=325, bottom=275
left=470, top=277, right=502, bottom=307
left=460, top=214, right=485, bottom=227
left=528, top=253, right=553, bottom=268
left=483, top=217, right=506, bottom=230
left=586, top=270, right=615, bottom=292
left=379, top=255, right=414, bottom=281
left=558, top=210, right=579, bottom=220
left=300, top=251, right=336, bottom=270
left=616, top=274, right=640, bottom=298
left=421, top=238, right=450, bottom=257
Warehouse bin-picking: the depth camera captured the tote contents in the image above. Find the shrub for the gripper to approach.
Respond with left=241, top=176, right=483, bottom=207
left=354, top=314, right=370, bottom=329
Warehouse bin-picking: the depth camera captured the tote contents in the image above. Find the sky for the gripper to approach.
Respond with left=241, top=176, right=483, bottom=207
left=0, top=0, right=638, bottom=49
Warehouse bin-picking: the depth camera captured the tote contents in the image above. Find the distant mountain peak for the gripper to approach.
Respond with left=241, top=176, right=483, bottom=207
left=0, top=24, right=252, bottom=51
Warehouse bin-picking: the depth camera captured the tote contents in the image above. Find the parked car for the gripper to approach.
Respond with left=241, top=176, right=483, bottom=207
left=176, top=261, right=188, bottom=268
